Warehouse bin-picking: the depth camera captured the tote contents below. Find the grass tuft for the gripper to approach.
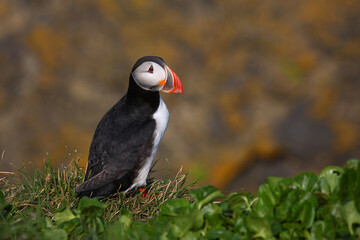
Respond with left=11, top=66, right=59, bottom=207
left=104, top=166, right=192, bottom=221
left=1, top=155, right=193, bottom=223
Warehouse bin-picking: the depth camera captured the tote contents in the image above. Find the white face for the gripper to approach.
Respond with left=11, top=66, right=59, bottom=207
left=132, top=61, right=166, bottom=91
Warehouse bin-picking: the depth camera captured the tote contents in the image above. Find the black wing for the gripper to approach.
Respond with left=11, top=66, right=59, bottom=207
left=76, top=98, right=156, bottom=193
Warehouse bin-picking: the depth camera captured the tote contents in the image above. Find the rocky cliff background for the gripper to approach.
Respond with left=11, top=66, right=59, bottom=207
left=1, top=0, right=360, bottom=193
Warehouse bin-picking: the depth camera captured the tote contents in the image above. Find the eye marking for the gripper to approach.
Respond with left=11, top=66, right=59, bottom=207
left=147, top=65, right=154, bottom=73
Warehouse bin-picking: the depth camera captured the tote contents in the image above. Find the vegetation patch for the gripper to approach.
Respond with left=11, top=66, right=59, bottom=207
left=1, top=159, right=360, bottom=239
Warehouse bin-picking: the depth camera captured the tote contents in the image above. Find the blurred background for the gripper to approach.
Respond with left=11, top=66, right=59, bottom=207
left=1, top=0, right=360, bottom=193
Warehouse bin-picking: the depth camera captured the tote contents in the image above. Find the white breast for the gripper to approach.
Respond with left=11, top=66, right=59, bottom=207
left=128, top=96, right=169, bottom=191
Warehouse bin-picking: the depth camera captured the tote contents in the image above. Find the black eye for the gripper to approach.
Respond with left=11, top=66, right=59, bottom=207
left=148, top=65, right=154, bottom=73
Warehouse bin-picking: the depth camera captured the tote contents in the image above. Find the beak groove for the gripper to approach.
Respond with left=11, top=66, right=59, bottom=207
left=162, top=66, right=183, bottom=94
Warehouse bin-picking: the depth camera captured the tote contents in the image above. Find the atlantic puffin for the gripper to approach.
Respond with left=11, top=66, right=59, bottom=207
left=76, top=56, right=183, bottom=198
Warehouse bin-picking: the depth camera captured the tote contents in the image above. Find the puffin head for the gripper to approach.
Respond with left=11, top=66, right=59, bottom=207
left=131, top=56, right=183, bottom=93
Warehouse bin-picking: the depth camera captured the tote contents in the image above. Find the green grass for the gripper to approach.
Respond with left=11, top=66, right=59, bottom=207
left=0, top=155, right=193, bottom=239
left=2, top=158, right=192, bottom=222
left=1, top=157, right=360, bottom=239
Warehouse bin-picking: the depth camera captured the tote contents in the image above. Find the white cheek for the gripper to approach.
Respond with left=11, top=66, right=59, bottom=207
left=132, top=66, right=166, bottom=91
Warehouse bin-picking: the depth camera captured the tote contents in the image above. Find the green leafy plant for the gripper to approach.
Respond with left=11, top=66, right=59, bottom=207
left=1, top=159, right=360, bottom=239
left=101, top=159, right=360, bottom=239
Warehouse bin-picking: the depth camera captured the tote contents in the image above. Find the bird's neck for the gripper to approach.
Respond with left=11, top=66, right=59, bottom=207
left=125, top=75, right=160, bottom=110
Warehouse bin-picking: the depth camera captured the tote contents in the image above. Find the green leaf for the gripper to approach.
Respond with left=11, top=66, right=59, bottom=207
left=126, top=221, right=149, bottom=240
left=234, top=216, right=249, bottom=237
left=190, top=186, right=224, bottom=209
left=105, top=221, right=126, bottom=240
left=275, top=192, right=293, bottom=222
left=310, top=221, right=335, bottom=240
left=279, top=230, right=291, bottom=239
left=189, top=207, right=204, bottom=230
left=183, top=231, right=201, bottom=240
left=45, top=217, right=55, bottom=228
left=202, top=203, right=224, bottom=227
left=266, top=176, right=284, bottom=188
left=169, top=222, right=188, bottom=238
left=269, top=220, right=282, bottom=236
left=282, top=222, right=302, bottom=232
left=159, top=198, right=190, bottom=216
left=169, top=211, right=196, bottom=238
left=338, top=160, right=360, bottom=212
left=53, top=206, right=77, bottom=226
left=78, top=197, right=105, bottom=218
left=278, top=177, right=298, bottom=191
left=294, top=172, right=318, bottom=192
left=275, top=188, right=318, bottom=228
left=117, top=209, right=133, bottom=230
left=258, top=184, right=280, bottom=207
left=206, top=229, right=235, bottom=239
left=346, top=159, right=360, bottom=168
left=57, top=218, right=82, bottom=235
left=95, top=216, right=106, bottom=233
left=319, top=166, right=343, bottom=195
left=105, top=212, right=136, bottom=240
left=43, top=228, right=68, bottom=240
left=246, top=216, right=274, bottom=239
left=226, top=192, right=256, bottom=214
left=160, top=203, right=204, bottom=238
left=342, top=200, right=360, bottom=235
left=294, top=191, right=318, bottom=228
left=254, top=183, right=280, bottom=218
left=293, top=199, right=316, bottom=229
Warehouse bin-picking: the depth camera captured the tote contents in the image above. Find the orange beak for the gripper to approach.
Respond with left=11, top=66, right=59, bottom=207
left=161, top=66, right=183, bottom=93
